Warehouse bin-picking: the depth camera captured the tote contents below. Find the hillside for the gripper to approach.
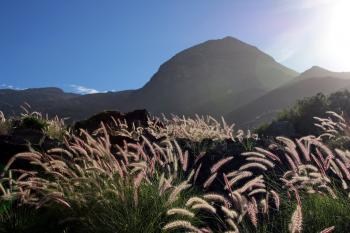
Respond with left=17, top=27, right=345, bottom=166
left=226, top=67, right=350, bottom=128
left=130, top=36, right=298, bottom=116
left=297, top=66, right=350, bottom=80
left=0, top=88, right=78, bottom=116
left=0, top=37, right=299, bottom=121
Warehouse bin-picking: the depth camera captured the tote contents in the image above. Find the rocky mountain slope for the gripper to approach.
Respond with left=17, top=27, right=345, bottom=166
left=5, top=38, right=350, bottom=129
left=0, top=87, right=78, bottom=116
left=0, top=37, right=299, bottom=121
left=225, top=67, right=350, bottom=128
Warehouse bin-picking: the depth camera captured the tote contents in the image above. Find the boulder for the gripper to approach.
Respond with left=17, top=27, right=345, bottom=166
left=0, top=128, right=61, bottom=168
left=74, top=109, right=149, bottom=133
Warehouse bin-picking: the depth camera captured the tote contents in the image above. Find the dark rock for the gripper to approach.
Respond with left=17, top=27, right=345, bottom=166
left=0, top=135, right=29, bottom=166
left=264, top=121, right=296, bottom=137
left=74, top=109, right=149, bottom=134
left=0, top=129, right=61, bottom=169
left=124, top=109, right=149, bottom=128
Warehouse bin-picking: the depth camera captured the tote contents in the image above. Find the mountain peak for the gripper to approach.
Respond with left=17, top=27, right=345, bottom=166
left=200, top=36, right=257, bottom=50
left=0, top=37, right=300, bottom=121
left=219, top=36, right=245, bottom=43
left=305, top=65, right=330, bottom=73
left=300, top=66, right=350, bottom=80
left=299, top=66, right=330, bottom=78
left=138, top=36, right=298, bottom=115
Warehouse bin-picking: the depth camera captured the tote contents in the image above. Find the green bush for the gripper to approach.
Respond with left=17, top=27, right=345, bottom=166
left=257, top=90, right=350, bottom=137
left=301, top=193, right=350, bottom=233
left=19, top=116, right=48, bottom=131
left=0, top=201, right=68, bottom=233
left=75, top=180, right=198, bottom=233
left=239, top=191, right=350, bottom=233
left=254, top=122, right=270, bottom=136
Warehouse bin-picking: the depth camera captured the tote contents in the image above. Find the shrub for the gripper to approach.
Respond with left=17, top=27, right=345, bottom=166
left=0, top=201, right=68, bottom=233
left=254, top=122, right=270, bottom=136
left=0, top=112, right=10, bottom=136
left=80, top=180, right=198, bottom=233
left=45, top=116, right=68, bottom=141
left=18, top=106, right=68, bottom=140
left=301, top=193, right=350, bottom=233
left=19, top=116, right=48, bottom=131
left=258, top=90, right=350, bottom=137
left=276, top=93, right=328, bottom=136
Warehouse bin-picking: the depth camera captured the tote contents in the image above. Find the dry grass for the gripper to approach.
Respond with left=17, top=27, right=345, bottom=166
left=0, top=112, right=9, bottom=136
left=0, top=112, right=350, bottom=232
left=19, top=104, right=68, bottom=140
left=148, top=114, right=257, bottom=142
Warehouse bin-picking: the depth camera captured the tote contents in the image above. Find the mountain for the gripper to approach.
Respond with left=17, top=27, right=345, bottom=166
left=297, top=66, right=350, bottom=80
left=0, top=36, right=299, bottom=121
left=130, top=37, right=298, bottom=116
left=49, top=90, right=137, bottom=121
left=226, top=67, right=350, bottom=128
left=0, top=88, right=78, bottom=116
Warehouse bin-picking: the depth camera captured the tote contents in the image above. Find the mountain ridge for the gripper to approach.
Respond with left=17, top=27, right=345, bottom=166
left=3, top=36, right=349, bottom=128
left=130, top=36, right=298, bottom=116
left=226, top=73, right=350, bottom=128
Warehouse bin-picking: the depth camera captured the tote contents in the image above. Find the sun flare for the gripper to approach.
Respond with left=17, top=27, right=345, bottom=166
left=322, top=0, right=350, bottom=70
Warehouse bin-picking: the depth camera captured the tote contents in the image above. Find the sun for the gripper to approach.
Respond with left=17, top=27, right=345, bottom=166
left=322, top=0, right=350, bottom=70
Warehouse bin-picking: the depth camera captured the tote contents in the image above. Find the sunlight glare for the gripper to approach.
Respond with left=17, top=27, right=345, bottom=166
left=322, top=0, right=350, bottom=70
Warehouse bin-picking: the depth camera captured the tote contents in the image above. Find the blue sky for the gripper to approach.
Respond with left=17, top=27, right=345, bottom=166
left=1, top=0, right=349, bottom=94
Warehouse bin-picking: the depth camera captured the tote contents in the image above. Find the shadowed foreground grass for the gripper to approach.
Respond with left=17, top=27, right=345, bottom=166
left=1, top=111, right=350, bottom=232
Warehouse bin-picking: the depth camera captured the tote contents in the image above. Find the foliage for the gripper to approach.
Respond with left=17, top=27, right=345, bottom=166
left=44, top=116, right=68, bottom=141
left=149, top=114, right=257, bottom=142
left=0, top=127, right=204, bottom=232
left=20, top=106, right=67, bottom=140
left=239, top=191, right=350, bottom=233
left=0, top=105, right=68, bottom=141
left=0, top=112, right=12, bottom=136
left=19, top=116, right=48, bottom=131
left=80, top=181, right=199, bottom=233
left=258, top=90, right=350, bottom=137
left=277, top=93, right=329, bottom=136
left=254, top=122, right=270, bottom=137
left=1, top=110, right=350, bottom=233
left=301, top=193, right=350, bottom=233
left=0, top=201, right=67, bottom=233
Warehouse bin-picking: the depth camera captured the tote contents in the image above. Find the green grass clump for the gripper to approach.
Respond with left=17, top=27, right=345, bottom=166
left=301, top=194, right=350, bottom=233
left=11, top=105, right=68, bottom=140
left=0, top=201, right=69, bottom=233
left=240, top=193, right=350, bottom=233
left=76, top=180, right=198, bottom=233
left=19, top=116, right=48, bottom=131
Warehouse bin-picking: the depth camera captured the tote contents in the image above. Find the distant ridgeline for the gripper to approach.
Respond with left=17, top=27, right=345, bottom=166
left=1, top=37, right=350, bottom=129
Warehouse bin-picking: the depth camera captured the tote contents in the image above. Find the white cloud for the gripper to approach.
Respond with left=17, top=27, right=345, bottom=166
left=70, top=84, right=100, bottom=94
left=0, top=84, right=24, bottom=90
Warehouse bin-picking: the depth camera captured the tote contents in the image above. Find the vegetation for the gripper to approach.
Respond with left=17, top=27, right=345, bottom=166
left=0, top=112, right=11, bottom=136
left=258, top=90, right=350, bottom=137
left=1, top=105, right=350, bottom=233
left=0, top=105, right=68, bottom=140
